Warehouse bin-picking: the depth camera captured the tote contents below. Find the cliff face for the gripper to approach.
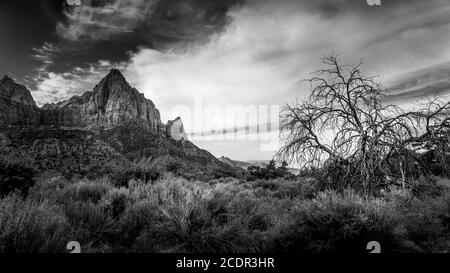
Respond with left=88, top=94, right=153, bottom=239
left=0, top=76, right=39, bottom=126
left=0, top=76, right=36, bottom=106
left=0, top=70, right=164, bottom=133
left=41, top=69, right=164, bottom=132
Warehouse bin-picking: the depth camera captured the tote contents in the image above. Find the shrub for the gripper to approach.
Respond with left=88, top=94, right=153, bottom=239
left=102, top=188, right=129, bottom=219
left=252, top=178, right=317, bottom=199
left=410, top=176, right=443, bottom=199
left=120, top=176, right=262, bottom=252
left=131, top=199, right=259, bottom=253
left=1, top=169, right=449, bottom=253
left=269, top=190, right=399, bottom=253
left=62, top=200, right=117, bottom=249
left=0, top=194, right=72, bottom=253
left=109, top=164, right=163, bottom=187
left=0, top=160, right=36, bottom=197
left=57, top=178, right=111, bottom=204
left=28, top=172, right=68, bottom=202
left=388, top=188, right=450, bottom=252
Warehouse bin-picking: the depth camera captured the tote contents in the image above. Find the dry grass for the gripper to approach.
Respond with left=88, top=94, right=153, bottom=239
left=1, top=172, right=449, bottom=253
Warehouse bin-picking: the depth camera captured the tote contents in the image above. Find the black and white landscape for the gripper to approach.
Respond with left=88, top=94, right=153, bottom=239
left=1, top=0, right=450, bottom=253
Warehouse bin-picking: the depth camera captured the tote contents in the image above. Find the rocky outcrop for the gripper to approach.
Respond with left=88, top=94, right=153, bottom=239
left=0, top=76, right=39, bottom=125
left=166, top=117, right=188, bottom=141
left=41, top=69, right=164, bottom=132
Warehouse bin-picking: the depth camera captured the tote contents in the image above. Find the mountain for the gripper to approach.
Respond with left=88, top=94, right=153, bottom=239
left=0, top=70, right=240, bottom=179
left=219, top=156, right=274, bottom=170
left=0, top=76, right=39, bottom=125
left=40, top=69, right=164, bottom=131
left=219, top=156, right=255, bottom=169
left=219, top=156, right=301, bottom=174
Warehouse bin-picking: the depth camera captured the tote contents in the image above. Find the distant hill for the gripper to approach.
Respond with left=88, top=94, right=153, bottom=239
left=219, top=156, right=300, bottom=174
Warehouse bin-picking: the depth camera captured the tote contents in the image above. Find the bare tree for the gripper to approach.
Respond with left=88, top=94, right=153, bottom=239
left=277, top=54, right=450, bottom=195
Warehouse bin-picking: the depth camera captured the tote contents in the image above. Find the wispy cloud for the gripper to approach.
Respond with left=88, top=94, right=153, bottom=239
left=31, top=42, right=61, bottom=71
left=386, top=62, right=450, bottom=103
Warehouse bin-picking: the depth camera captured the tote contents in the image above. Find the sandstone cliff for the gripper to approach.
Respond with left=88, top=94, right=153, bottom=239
left=0, top=76, right=39, bottom=125
left=166, top=117, right=188, bottom=140
left=1, top=70, right=165, bottom=133
left=41, top=69, right=164, bottom=132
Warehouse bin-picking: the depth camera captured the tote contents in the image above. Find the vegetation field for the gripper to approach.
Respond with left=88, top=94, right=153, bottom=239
left=1, top=165, right=449, bottom=253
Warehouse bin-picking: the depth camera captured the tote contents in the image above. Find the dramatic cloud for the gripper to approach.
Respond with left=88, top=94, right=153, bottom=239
left=56, top=0, right=156, bottom=41
left=122, top=0, right=450, bottom=123
left=56, top=0, right=244, bottom=44
left=30, top=0, right=450, bottom=160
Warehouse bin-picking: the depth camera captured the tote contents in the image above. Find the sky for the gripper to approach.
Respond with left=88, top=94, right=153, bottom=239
left=0, top=0, right=450, bottom=161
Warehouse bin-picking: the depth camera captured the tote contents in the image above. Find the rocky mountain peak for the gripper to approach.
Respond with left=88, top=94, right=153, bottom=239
left=96, top=69, right=127, bottom=88
left=92, top=69, right=132, bottom=106
left=1, top=75, right=12, bottom=82
left=1, top=75, right=18, bottom=88
left=107, top=68, right=125, bottom=78
left=77, top=69, right=163, bottom=131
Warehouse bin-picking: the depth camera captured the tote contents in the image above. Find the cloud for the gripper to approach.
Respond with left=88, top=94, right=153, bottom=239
left=386, top=62, right=450, bottom=103
left=56, top=0, right=244, bottom=44
left=120, top=0, right=450, bottom=113
left=56, top=0, right=156, bottom=41
left=32, top=0, right=450, bottom=160
left=31, top=42, right=61, bottom=70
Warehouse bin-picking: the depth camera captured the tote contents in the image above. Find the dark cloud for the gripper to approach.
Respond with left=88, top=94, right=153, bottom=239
left=136, top=0, right=245, bottom=46
left=23, top=0, right=246, bottom=84
left=56, top=0, right=245, bottom=45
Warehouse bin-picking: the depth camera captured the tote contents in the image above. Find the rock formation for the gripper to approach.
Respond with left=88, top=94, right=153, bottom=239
left=0, top=69, right=240, bottom=178
left=0, top=76, right=39, bottom=125
left=40, top=69, right=164, bottom=132
left=1, top=70, right=164, bottom=132
left=166, top=117, right=188, bottom=141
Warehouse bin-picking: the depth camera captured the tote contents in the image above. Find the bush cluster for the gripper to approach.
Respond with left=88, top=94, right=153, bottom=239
left=1, top=170, right=449, bottom=253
